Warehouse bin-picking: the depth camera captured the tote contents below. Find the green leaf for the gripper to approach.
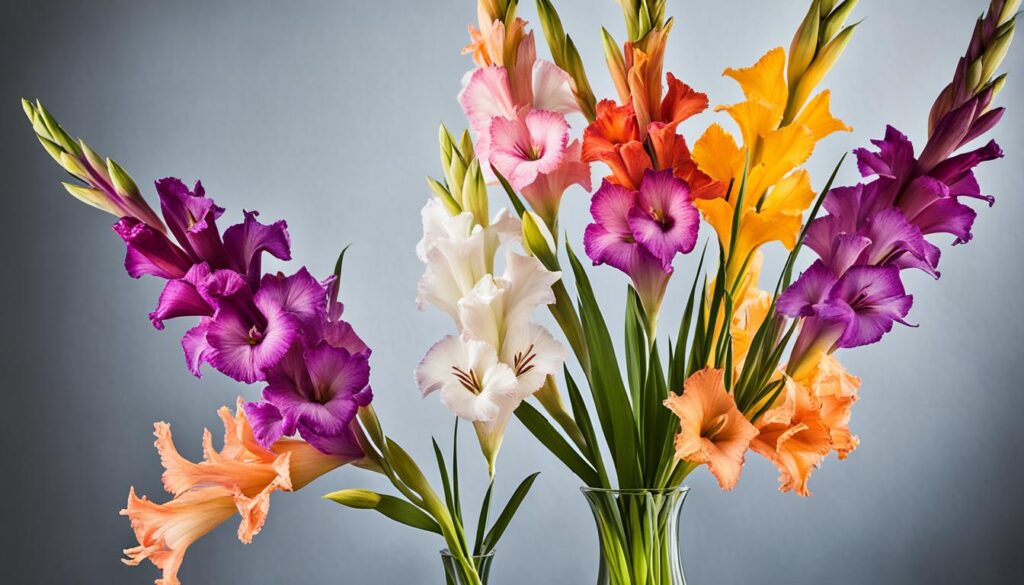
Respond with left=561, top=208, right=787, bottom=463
left=563, top=366, right=608, bottom=485
left=324, top=490, right=443, bottom=535
left=432, top=438, right=457, bottom=520
left=624, top=286, right=648, bottom=418
left=566, top=243, right=642, bottom=488
left=452, top=420, right=463, bottom=523
left=473, top=479, right=494, bottom=556
left=492, top=164, right=527, bottom=217
left=515, top=401, right=599, bottom=486
left=481, top=472, right=541, bottom=553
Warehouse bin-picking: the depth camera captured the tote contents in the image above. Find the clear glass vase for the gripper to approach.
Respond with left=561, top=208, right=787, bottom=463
left=581, top=486, right=689, bottom=585
left=440, top=549, right=495, bottom=585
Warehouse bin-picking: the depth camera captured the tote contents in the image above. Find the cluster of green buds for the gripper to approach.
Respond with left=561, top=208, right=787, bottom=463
left=783, top=0, right=860, bottom=124
left=22, top=99, right=164, bottom=231
left=427, top=125, right=489, bottom=227
left=614, top=0, right=667, bottom=43
left=536, top=0, right=598, bottom=121
left=928, top=0, right=1018, bottom=135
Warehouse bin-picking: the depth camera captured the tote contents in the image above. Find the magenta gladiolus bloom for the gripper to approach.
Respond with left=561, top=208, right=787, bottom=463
left=584, top=170, right=699, bottom=316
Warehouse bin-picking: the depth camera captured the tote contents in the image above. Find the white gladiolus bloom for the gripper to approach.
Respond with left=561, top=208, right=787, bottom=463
left=415, top=335, right=518, bottom=423
left=416, top=198, right=520, bottom=321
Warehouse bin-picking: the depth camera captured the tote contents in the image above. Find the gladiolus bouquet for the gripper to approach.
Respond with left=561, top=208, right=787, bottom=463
left=22, top=0, right=1017, bottom=583
left=415, top=0, right=1017, bottom=582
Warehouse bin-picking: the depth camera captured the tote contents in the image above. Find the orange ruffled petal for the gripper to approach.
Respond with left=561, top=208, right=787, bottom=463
left=122, top=399, right=353, bottom=585
left=664, top=368, right=759, bottom=490
left=751, top=378, right=831, bottom=497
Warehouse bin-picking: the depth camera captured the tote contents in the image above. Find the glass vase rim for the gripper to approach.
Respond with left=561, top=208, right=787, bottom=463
left=439, top=548, right=497, bottom=561
left=579, top=485, right=690, bottom=496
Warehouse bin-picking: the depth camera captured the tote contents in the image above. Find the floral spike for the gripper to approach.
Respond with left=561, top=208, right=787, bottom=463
left=23, top=99, right=165, bottom=231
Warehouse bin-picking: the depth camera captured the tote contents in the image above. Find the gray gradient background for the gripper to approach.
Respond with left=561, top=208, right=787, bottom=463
left=2, top=1, right=1021, bottom=583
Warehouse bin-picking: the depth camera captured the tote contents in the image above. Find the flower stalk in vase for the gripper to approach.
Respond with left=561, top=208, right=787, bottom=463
left=23, top=102, right=536, bottom=585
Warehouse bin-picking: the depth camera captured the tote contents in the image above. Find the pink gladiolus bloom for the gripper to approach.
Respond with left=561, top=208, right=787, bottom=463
left=489, top=109, right=569, bottom=190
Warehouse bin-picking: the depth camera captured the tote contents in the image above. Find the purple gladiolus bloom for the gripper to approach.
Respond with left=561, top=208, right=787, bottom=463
left=262, top=343, right=372, bottom=437
left=184, top=267, right=329, bottom=383
left=113, top=217, right=192, bottom=280
left=780, top=261, right=914, bottom=363
left=156, top=178, right=230, bottom=268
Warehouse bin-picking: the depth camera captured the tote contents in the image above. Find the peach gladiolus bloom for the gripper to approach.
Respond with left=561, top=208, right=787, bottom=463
left=121, top=399, right=359, bottom=585
left=664, top=368, right=758, bottom=490
left=692, top=47, right=850, bottom=285
left=795, top=353, right=861, bottom=460
left=752, top=354, right=859, bottom=497
left=751, top=378, right=831, bottom=497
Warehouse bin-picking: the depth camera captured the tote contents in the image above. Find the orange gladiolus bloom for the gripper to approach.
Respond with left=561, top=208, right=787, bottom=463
left=664, top=368, right=759, bottom=490
left=583, top=74, right=720, bottom=194
left=121, top=399, right=359, bottom=585
left=692, top=47, right=850, bottom=286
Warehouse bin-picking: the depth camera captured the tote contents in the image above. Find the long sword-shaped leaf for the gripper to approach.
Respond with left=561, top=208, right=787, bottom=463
left=566, top=243, right=642, bottom=488
left=482, top=473, right=541, bottom=553
left=516, top=401, right=600, bottom=486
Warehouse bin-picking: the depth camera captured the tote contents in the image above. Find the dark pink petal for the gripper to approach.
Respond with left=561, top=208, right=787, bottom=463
left=928, top=139, right=1003, bottom=186
left=112, top=217, right=192, bottom=280
left=256, top=268, right=328, bottom=326
left=863, top=207, right=927, bottom=267
left=181, top=320, right=212, bottom=378
left=589, top=179, right=637, bottom=236
left=323, top=320, right=371, bottom=356
left=584, top=223, right=641, bottom=274
left=627, top=170, right=699, bottom=268
left=856, top=126, right=916, bottom=180
left=918, top=100, right=978, bottom=173
left=300, top=424, right=365, bottom=459
left=149, top=263, right=215, bottom=329
left=206, top=301, right=300, bottom=384
left=959, top=108, right=1004, bottom=148
left=899, top=177, right=977, bottom=243
left=156, top=178, right=229, bottom=267
left=223, top=210, right=291, bottom=286
left=828, top=265, right=913, bottom=348
left=243, top=401, right=287, bottom=449
left=776, top=261, right=837, bottom=317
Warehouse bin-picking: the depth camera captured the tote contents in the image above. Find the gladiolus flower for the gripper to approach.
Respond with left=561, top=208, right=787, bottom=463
left=121, top=399, right=360, bottom=585
left=692, top=47, right=850, bottom=285
left=416, top=336, right=519, bottom=423
left=664, top=368, right=759, bottom=491
left=583, top=75, right=715, bottom=193
left=489, top=110, right=569, bottom=190
left=416, top=198, right=521, bottom=323
left=750, top=378, right=832, bottom=497
left=584, top=170, right=699, bottom=318
left=520, top=139, right=591, bottom=230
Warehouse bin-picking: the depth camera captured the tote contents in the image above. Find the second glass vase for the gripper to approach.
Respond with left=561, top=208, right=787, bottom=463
left=581, top=486, right=689, bottom=585
left=440, top=549, right=495, bottom=585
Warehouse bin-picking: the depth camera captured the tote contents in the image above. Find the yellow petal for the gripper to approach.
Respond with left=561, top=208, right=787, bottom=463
left=753, top=124, right=815, bottom=194
left=715, top=99, right=779, bottom=149
left=793, top=90, right=851, bottom=141
left=761, top=169, right=815, bottom=217
left=692, top=123, right=744, bottom=184
left=694, top=197, right=735, bottom=250
left=723, top=47, right=788, bottom=118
